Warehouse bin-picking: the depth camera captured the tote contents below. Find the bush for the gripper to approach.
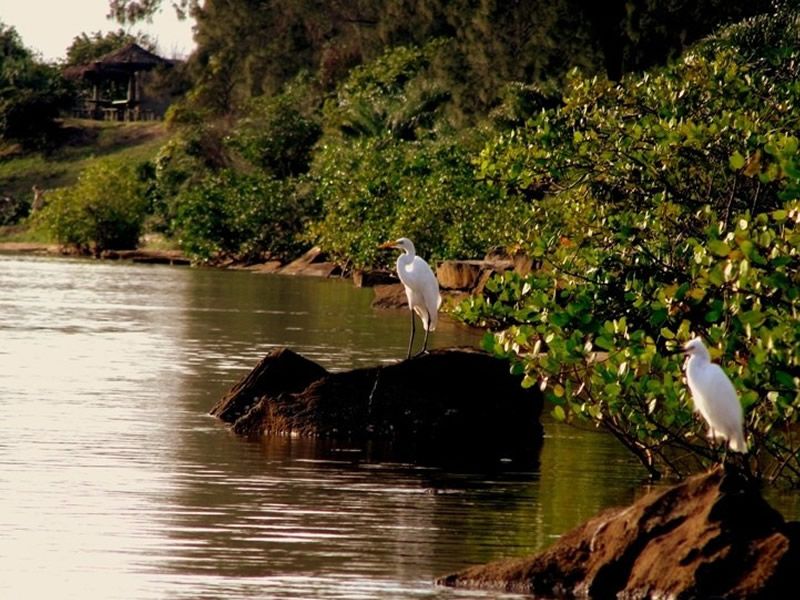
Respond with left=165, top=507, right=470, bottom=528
left=308, top=42, right=526, bottom=270
left=454, top=8, right=800, bottom=485
left=308, top=134, right=527, bottom=270
left=33, top=158, right=148, bottom=253
left=171, top=169, right=310, bottom=263
left=227, top=85, right=321, bottom=178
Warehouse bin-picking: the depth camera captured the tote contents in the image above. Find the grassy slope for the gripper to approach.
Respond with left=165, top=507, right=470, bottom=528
left=0, top=119, right=168, bottom=242
left=0, top=119, right=167, bottom=205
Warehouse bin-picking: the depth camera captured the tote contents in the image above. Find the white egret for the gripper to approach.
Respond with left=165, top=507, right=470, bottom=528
left=682, top=337, right=747, bottom=454
left=379, top=237, right=442, bottom=359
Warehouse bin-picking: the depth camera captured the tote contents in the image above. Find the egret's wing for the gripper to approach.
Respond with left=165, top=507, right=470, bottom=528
left=413, top=256, right=441, bottom=301
left=410, top=256, right=442, bottom=328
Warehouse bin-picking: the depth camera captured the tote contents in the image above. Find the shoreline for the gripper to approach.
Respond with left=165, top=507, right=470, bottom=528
left=0, top=242, right=191, bottom=266
left=0, top=241, right=505, bottom=312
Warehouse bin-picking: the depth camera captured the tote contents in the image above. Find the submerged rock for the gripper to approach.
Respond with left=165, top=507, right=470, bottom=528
left=211, top=347, right=543, bottom=463
left=437, top=465, right=800, bottom=599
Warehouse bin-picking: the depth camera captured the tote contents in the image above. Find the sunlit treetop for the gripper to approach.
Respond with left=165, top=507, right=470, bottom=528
left=108, top=0, right=193, bottom=23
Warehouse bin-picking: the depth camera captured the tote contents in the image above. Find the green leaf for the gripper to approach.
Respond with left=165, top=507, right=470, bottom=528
left=552, top=405, right=566, bottom=422
left=729, top=151, right=746, bottom=170
left=595, top=335, right=614, bottom=350
left=738, top=310, right=765, bottom=327
left=708, top=240, right=731, bottom=257
left=775, top=370, right=797, bottom=390
left=771, top=209, right=787, bottom=222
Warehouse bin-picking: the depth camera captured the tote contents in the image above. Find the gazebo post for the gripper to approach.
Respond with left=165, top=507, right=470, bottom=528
left=127, top=73, right=137, bottom=120
left=92, top=82, right=100, bottom=119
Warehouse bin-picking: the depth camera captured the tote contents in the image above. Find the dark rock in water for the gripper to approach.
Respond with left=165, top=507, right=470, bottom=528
left=437, top=465, right=800, bottom=599
left=211, top=347, right=543, bottom=464
left=210, top=348, right=328, bottom=424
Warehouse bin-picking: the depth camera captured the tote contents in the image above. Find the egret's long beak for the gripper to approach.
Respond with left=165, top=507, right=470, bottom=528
left=666, top=346, right=687, bottom=356
left=378, top=241, right=397, bottom=250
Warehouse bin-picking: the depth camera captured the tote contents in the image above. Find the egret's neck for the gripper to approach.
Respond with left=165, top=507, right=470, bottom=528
left=687, top=352, right=709, bottom=370
left=397, top=251, right=414, bottom=271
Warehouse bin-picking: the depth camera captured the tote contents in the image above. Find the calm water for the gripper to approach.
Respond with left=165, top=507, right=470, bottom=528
left=0, top=254, right=795, bottom=599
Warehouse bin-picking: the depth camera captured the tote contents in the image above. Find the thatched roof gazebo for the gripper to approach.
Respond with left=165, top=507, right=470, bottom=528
left=64, top=43, right=174, bottom=121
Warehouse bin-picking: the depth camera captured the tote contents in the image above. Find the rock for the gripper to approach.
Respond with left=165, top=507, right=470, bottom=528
left=371, top=283, right=408, bottom=309
left=213, top=347, right=544, bottom=464
left=353, top=269, right=398, bottom=287
left=280, top=246, right=341, bottom=277
left=484, top=250, right=535, bottom=277
left=436, top=259, right=514, bottom=291
left=210, top=348, right=328, bottom=424
left=437, top=465, right=800, bottom=599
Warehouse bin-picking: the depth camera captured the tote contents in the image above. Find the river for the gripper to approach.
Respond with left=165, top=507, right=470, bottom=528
left=0, top=253, right=796, bottom=599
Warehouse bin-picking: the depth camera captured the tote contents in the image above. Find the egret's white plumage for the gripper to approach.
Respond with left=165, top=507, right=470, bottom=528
left=683, top=337, right=747, bottom=453
left=380, top=237, right=442, bottom=358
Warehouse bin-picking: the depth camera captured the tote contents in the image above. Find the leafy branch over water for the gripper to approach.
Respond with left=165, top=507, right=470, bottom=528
left=454, top=9, right=800, bottom=485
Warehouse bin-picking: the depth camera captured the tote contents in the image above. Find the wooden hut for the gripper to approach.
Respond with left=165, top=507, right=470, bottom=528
left=64, top=43, right=174, bottom=121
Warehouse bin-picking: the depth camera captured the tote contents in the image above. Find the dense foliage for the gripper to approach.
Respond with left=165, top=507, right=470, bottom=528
left=169, top=169, right=308, bottom=262
left=33, top=158, right=149, bottom=253
left=64, top=30, right=155, bottom=66
left=110, top=0, right=770, bottom=119
left=455, top=8, right=800, bottom=484
left=307, top=43, right=525, bottom=269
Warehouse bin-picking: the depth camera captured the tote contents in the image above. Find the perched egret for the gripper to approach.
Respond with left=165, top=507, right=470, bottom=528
left=682, top=337, right=747, bottom=454
left=379, top=237, right=442, bottom=359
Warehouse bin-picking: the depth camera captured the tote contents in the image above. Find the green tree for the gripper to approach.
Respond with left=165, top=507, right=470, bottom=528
left=64, top=30, right=155, bottom=67
left=0, top=23, right=73, bottom=149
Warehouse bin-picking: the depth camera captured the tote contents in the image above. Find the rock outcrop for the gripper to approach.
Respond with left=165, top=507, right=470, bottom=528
left=436, top=259, right=512, bottom=291
left=211, top=347, right=543, bottom=463
left=438, top=465, right=800, bottom=599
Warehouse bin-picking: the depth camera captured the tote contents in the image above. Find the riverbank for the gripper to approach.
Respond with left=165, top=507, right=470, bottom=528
left=0, top=239, right=529, bottom=307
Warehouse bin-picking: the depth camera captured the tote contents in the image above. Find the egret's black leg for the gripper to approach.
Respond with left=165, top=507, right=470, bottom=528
left=406, top=310, right=416, bottom=360
left=412, top=309, right=433, bottom=358
left=419, top=308, right=431, bottom=356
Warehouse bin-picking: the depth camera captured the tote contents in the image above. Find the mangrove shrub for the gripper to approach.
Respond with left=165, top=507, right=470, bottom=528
left=455, top=9, right=800, bottom=485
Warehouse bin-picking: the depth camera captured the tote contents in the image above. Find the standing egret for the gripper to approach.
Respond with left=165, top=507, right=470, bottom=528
left=681, top=337, right=747, bottom=454
left=379, top=237, right=442, bottom=359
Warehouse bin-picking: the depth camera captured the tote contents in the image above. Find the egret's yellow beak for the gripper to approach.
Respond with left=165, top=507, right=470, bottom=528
left=378, top=241, right=397, bottom=250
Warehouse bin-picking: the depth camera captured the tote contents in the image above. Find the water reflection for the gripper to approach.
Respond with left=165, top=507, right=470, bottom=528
left=0, top=254, right=796, bottom=600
